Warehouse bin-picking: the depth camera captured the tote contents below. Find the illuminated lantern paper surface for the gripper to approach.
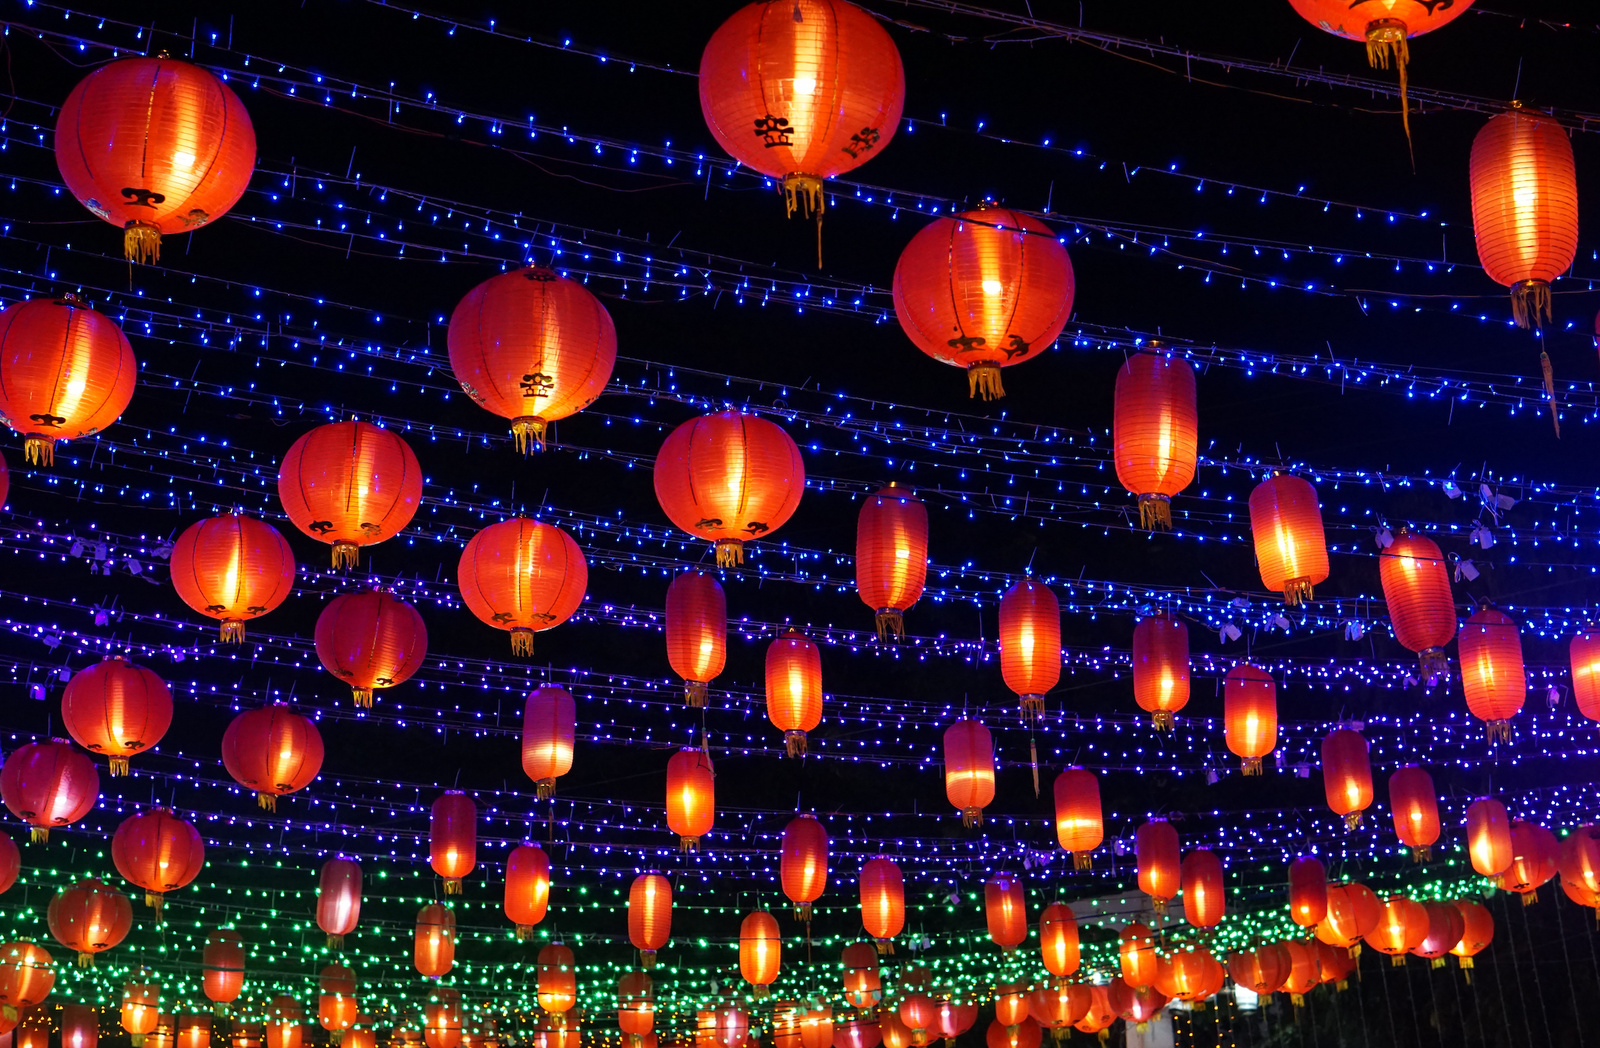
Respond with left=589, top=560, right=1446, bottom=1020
left=0, top=739, right=100, bottom=842
left=1497, top=820, right=1558, bottom=900
left=1223, top=664, right=1276, bottom=774
left=1119, top=923, right=1158, bottom=988
left=537, top=944, right=577, bottom=1015
left=202, top=930, right=244, bottom=1005
left=0, top=834, right=13, bottom=895
left=1571, top=631, right=1600, bottom=722
left=618, top=971, right=654, bottom=1041
left=984, top=874, right=1026, bottom=951
left=1287, top=856, right=1327, bottom=928
left=1378, top=530, right=1455, bottom=680
left=855, top=484, right=928, bottom=639
left=522, top=685, right=576, bottom=799
left=62, top=1003, right=98, bottom=1048
left=942, top=720, right=994, bottom=827
left=1180, top=849, right=1225, bottom=929
left=414, top=904, right=455, bottom=978
left=1113, top=350, right=1197, bottom=530
left=766, top=631, right=823, bottom=756
left=1107, top=979, right=1166, bottom=1024
left=627, top=873, right=672, bottom=969
left=1051, top=768, right=1102, bottom=868
left=1459, top=607, right=1525, bottom=741
left=317, top=966, right=358, bottom=1034
left=457, top=518, right=587, bottom=656
left=278, top=420, right=422, bottom=568
left=1073, top=987, right=1114, bottom=1036
left=47, top=878, right=132, bottom=965
left=221, top=705, right=323, bottom=811
left=61, top=656, right=172, bottom=776
left=1131, top=614, right=1189, bottom=730
left=1136, top=820, right=1181, bottom=913
left=1316, top=883, right=1381, bottom=949
left=122, top=978, right=159, bottom=1040
left=0, top=942, right=53, bottom=1016
left=1451, top=900, right=1494, bottom=971
left=998, top=580, right=1060, bottom=718
left=314, top=588, right=427, bottom=708
left=1559, top=824, right=1600, bottom=896
left=424, top=988, right=460, bottom=1048
left=665, top=749, right=715, bottom=852
left=111, top=808, right=204, bottom=909
left=505, top=843, right=551, bottom=938
left=780, top=815, right=828, bottom=920
left=430, top=792, right=476, bottom=894
left=170, top=514, right=296, bottom=643
left=1038, top=902, right=1079, bottom=978
left=1466, top=798, right=1514, bottom=877
left=1410, top=902, right=1466, bottom=965
left=1367, top=896, right=1429, bottom=964
left=993, top=987, right=1027, bottom=1030
left=739, top=911, right=781, bottom=994
left=316, top=859, right=362, bottom=949
left=841, top=942, right=881, bottom=1011
left=858, top=856, right=904, bottom=953
left=1388, top=765, right=1441, bottom=860
left=1279, top=941, right=1319, bottom=1003
left=1321, top=727, right=1373, bottom=829
left=1228, top=943, right=1289, bottom=996
left=665, top=573, right=726, bottom=707
left=0, top=295, right=136, bottom=467
left=1248, top=473, right=1329, bottom=604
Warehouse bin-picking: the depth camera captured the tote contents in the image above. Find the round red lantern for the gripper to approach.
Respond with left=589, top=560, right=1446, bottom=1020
left=739, top=911, right=781, bottom=994
left=1038, top=902, right=1079, bottom=978
left=1248, top=473, right=1329, bottom=603
left=0, top=450, right=8, bottom=508
left=170, top=513, right=296, bottom=642
left=856, top=484, right=928, bottom=638
left=62, top=1003, right=98, bottom=1048
left=1106, top=979, right=1166, bottom=1025
left=220, top=704, right=323, bottom=811
left=1367, top=896, right=1429, bottom=964
left=1051, top=768, right=1102, bottom=868
left=278, top=420, right=422, bottom=568
left=61, top=656, right=172, bottom=776
left=447, top=266, right=616, bottom=451
left=1288, top=855, right=1327, bottom=928
left=457, top=518, right=587, bottom=656
left=505, top=843, right=550, bottom=938
left=1410, top=902, right=1466, bottom=965
left=1131, top=614, right=1189, bottom=730
left=1136, top=819, right=1181, bottom=913
left=1321, top=727, right=1373, bottom=829
left=993, top=985, right=1029, bottom=1031
left=984, top=873, right=1026, bottom=951
left=537, top=943, right=577, bottom=1015
left=1287, top=4, right=1471, bottom=123
left=1074, top=988, right=1114, bottom=1036
left=942, top=720, right=994, bottom=827
left=0, top=833, right=14, bottom=894
left=1180, top=849, right=1225, bottom=929
left=1026, top=984, right=1083, bottom=1036
left=0, top=295, right=137, bottom=466
left=1498, top=819, right=1558, bottom=900
left=618, top=971, right=654, bottom=1043
left=1114, top=349, right=1197, bottom=529
left=892, top=208, right=1074, bottom=400
left=1388, top=765, right=1440, bottom=860
left=1224, top=663, right=1276, bottom=774
left=1155, top=948, right=1217, bottom=1003
left=999, top=580, right=1060, bottom=719
left=896, top=992, right=936, bottom=1040
left=834, top=1020, right=880, bottom=1048
left=766, top=631, right=823, bottom=756
left=0, top=942, right=52, bottom=1017
left=430, top=791, right=476, bottom=894
left=1278, top=941, right=1319, bottom=1003
left=47, top=878, right=132, bottom=964
left=1451, top=900, right=1494, bottom=972
left=424, top=987, right=460, bottom=1048
left=1378, top=529, right=1455, bottom=681
left=122, top=978, right=160, bottom=1041
left=1316, top=882, right=1381, bottom=950
left=1316, top=940, right=1356, bottom=986
left=1460, top=606, right=1525, bottom=741
left=801, top=1005, right=833, bottom=1048
left=414, top=903, right=456, bottom=978
left=318, top=966, right=358, bottom=1034
left=781, top=814, right=828, bottom=920
left=666, top=573, right=726, bottom=707
left=202, top=930, right=244, bottom=1006
left=1559, top=824, right=1600, bottom=895
left=859, top=856, right=904, bottom=953
left=1466, top=798, right=1514, bottom=876
left=522, top=685, right=576, bottom=799
left=653, top=411, right=805, bottom=566
left=316, top=859, right=362, bottom=949
left=314, top=588, right=427, bottom=707
left=628, top=873, right=672, bottom=969
left=0, top=738, right=99, bottom=841
left=841, top=942, right=881, bottom=1010
left=984, top=1019, right=1040, bottom=1048
left=666, top=748, right=715, bottom=851
left=1470, top=106, right=1579, bottom=327
left=1228, top=943, right=1289, bottom=997
left=178, top=1014, right=210, bottom=1048
left=111, top=807, right=205, bottom=910
left=1571, top=631, right=1600, bottom=721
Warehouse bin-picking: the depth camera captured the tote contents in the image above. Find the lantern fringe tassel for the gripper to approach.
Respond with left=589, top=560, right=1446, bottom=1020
left=1364, top=20, right=1412, bottom=155
left=1282, top=577, right=1314, bottom=605
left=1097, top=1031, right=1110, bottom=1045
left=125, top=220, right=162, bottom=263
left=332, top=541, right=360, bottom=569
left=213, top=1002, right=229, bottom=1016
left=875, top=608, right=905, bottom=642
left=1019, top=695, right=1046, bottom=724
left=110, top=756, right=131, bottom=776
left=961, top=807, right=984, bottom=828
left=641, top=950, right=656, bottom=970
left=1431, top=957, right=1448, bottom=969
left=328, top=934, right=345, bottom=950
left=684, top=680, right=709, bottom=708
left=30, top=827, right=48, bottom=843
left=679, top=835, right=699, bottom=853
left=875, top=938, right=894, bottom=956
left=351, top=687, right=373, bottom=709
left=515, top=924, right=531, bottom=941
left=1521, top=889, right=1538, bottom=906
left=1137, top=494, right=1173, bottom=531
left=132, top=1036, right=147, bottom=1047
left=1151, top=896, right=1167, bottom=916
left=1241, top=757, right=1263, bottom=776
left=753, top=984, right=771, bottom=1001
left=23, top=435, right=55, bottom=466
left=1390, top=955, right=1407, bottom=967
left=784, top=729, right=808, bottom=757
left=1484, top=719, right=1512, bottom=744
left=1541, top=350, right=1561, bottom=437
left=1417, top=647, right=1449, bottom=684
left=1511, top=278, right=1552, bottom=330
left=511, top=417, right=548, bottom=454
left=782, top=173, right=826, bottom=269
left=444, top=878, right=463, bottom=896
left=1344, top=811, right=1363, bottom=830
left=714, top=538, right=744, bottom=567
left=536, top=778, right=557, bottom=800
left=1348, top=943, right=1363, bottom=959
left=1073, top=851, right=1093, bottom=871
left=257, top=792, right=278, bottom=812
left=1289, top=993, right=1305, bottom=1008
left=510, top=628, right=535, bottom=657
left=794, top=902, right=812, bottom=921
left=1151, top=709, right=1174, bottom=732
left=77, top=951, right=94, bottom=968
left=967, top=362, right=1005, bottom=401
left=1411, top=845, right=1431, bottom=863
left=220, top=619, right=246, bottom=644
left=145, top=891, right=163, bottom=911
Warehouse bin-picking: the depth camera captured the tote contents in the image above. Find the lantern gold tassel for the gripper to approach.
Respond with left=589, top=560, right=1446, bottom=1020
left=110, top=756, right=130, bottom=776
left=23, top=435, right=55, bottom=466
left=444, top=878, right=462, bottom=896
left=78, top=951, right=94, bottom=968
left=875, top=608, right=904, bottom=642
left=1485, top=719, right=1511, bottom=744
left=684, top=680, right=708, bottom=707
left=1241, top=757, right=1263, bottom=777
left=1390, top=955, right=1407, bottom=967
left=221, top=620, right=246, bottom=644
left=510, top=628, right=535, bottom=657
left=1282, top=577, right=1315, bottom=605
left=1417, top=647, right=1449, bottom=682
left=328, top=934, right=344, bottom=949
left=715, top=538, right=744, bottom=567
left=511, top=417, right=548, bottom=454
left=962, top=807, right=984, bottom=828
left=515, top=924, right=530, bottom=941
left=1411, top=845, right=1431, bottom=862
left=1540, top=350, right=1560, bottom=437
left=679, top=835, right=699, bottom=853
left=257, top=792, right=278, bottom=812
left=352, top=687, right=373, bottom=709
left=1073, top=851, right=1093, bottom=871
left=125, top=220, right=162, bottom=263
left=536, top=778, right=557, bottom=800
left=29, top=827, right=48, bottom=843
left=1151, top=896, right=1167, bottom=916
left=785, top=729, right=808, bottom=757
left=332, top=541, right=360, bottom=569
left=1151, top=709, right=1174, bottom=732
left=1511, top=278, right=1552, bottom=329
left=875, top=939, right=894, bottom=956
left=1431, top=957, right=1447, bottom=969
left=782, top=173, right=826, bottom=269
left=1344, top=810, right=1363, bottom=830
left=1521, top=889, right=1538, bottom=906
left=967, top=362, right=1005, bottom=400
left=1020, top=695, right=1045, bottom=721
left=1138, top=494, right=1173, bottom=530
left=1365, top=20, right=1412, bottom=155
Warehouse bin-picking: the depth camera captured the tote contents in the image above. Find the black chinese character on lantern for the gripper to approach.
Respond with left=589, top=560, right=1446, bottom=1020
left=842, top=127, right=880, bottom=159
left=520, top=372, right=555, bottom=399
left=753, top=115, right=794, bottom=147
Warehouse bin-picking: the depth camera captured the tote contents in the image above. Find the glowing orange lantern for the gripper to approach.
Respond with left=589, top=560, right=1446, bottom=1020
left=993, top=986, right=1029, bottom=1030
left=278, top=420, right=421, bottom=568
left=1288, top=856, right=1327, bottom=928
left=316, top=859, right=362, bottom=948
left=834, top=1020, right=880, bottom=1048
left=111, top=808, right=204, bottom=910
left=1388, top=765, right=1440, bottom=860
left=1316, top=883, right=1381, bottom=951
left=1466, top=798, right=1514, bottom=876
left=61, top=656, right=172, bottom=776
left=424, top=991, right=461, bottom=1048
left=62, top=1003, right=98, bottom=1048
left=1498, top=820, right=1558, bottom=900
left=936, top=1001, right=976, bottom=1045
left=1038, top=902, right=1079, bottom=978
left=170, top=513, right=296, bottom=642
left=0, top=295, right=136, bottom=466
left=1180, top=849, right=1225, bottom=929
left=1051, top=768, right=1101, bottom=868
left=1073, top=987, right=1114, bottom=1036
left=1136, top=819, right=1181, bottom=913
left=666, top=573, right=726, bottom=707
left=1378, top=529, right=1455, bottom=680
left=984, top=1019, right=1040, bottom=1048
left=943, top=720, right=994, bottom=827
left=1451, top=900, right=1494, bottom=973
left=1155, top=948, right=1216, bottom=1003
left=767, top=631, right=823, bottom=756
left=856, top=484, right=928, bottom=638
left=1316, top=940, right=1356, bottom=986
left=666, top=748, right=715, bottom=851
left=414, top=904, right=455, bottom=978
left=1278, top=941, right=1319, bottom=1004
left=314, top=588, right=427, bottom=708
left=1114, top=350, right=1197, bottom=529
left=801, top=1005, right=833, bottom=1048
left=1559, top=824, right=1600, bottom=896
left=221, top=704, right=323, bottom=811
left=121, top=978, right=159, bottom=1042
left=1107, top=979, right=1166, bottom=1025
left=841, top=942, right=881, bottom=1010
left=1247, top=473, right=1328, bottom=603
left=1131, top=614, right=1189, bottom=730
left=458, top=518, right=586, bottom=656
left=1410, top=902, right=1466, bottom=966
left=1228, top=944, right=1289, bottom=997
left=202, top=930, right=244, bottom=1006
left=505, top=843, right=550, bottom=938
left=628, top=873, right=672, bottom=969
left=0, top=738, right=100, bottom=841
left=1223, top=664, right=1276, bottom=774
left=998, top=580, right=1060, bottom=719
left=177, top=1016, right=209, bottom=1048
left=859, top=856, right=904, bottom=953
left=1027, top=983, right=1086, bottom=1036
left=781, top=815, right=828, bottom=920
left=0, top=941, right=52, bottom=1020
left=984, top=873, right=1026, bottom=951
left=1321, top=727, right=1372, bottom=829
left=317, top=966, right=358, bottom=1034
left=1572, top=631, right=1600, bottom=721
left=538, top=943, right=577, bottom=1016
left=738, top=911, right=781, bottom=995
left=1367, top=897, right=1428, bottom=964
left=0, top=833, right=13, bottom=894
left=618, top=971, right=654, bottom=1045
left=522, top=685, right=576, bottom=799
left=653, top=411, right=805, bottom=566
left=1460, top=607, right=1525, bottom=741
left=47, top=878, right=132, bottom=965
left=1119, top=923, right=1158, bottom=988
left=430, top=792, right=476, bottom=894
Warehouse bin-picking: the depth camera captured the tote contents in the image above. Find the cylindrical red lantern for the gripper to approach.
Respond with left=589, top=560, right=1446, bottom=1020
left=314, top=588, right=427, bottom=707
left=0, top=296, right=137, bottom=465
left=1388, top=765, right=1441, bottom=860
left=220, top=705, right=323, bottom=811
left=1114, top=350, right=1197, bottom=529
left=1572, top=631, right=1600, bottom=722
left=0, top=833, right=14, bottom=895
left=1106, top=979, right=1167, bottom=1025
left=1038, top=902, right=1079, bottom=978
left=1224, top=663, right=1276, bottom=774
left=1278, top=941, right=1319, bottom=1003
left=992, top=986, right=1029, bottom=1030
left=834, top=1019, right=880, bottom=1048
left=666, top=573, right=726, bottom=707
left=801, top=1005, right=833, bottom=1048
left=1288, top=856, right=1327, bottom=928
left=1051, top=768, right=1102, bottom=868
left=766, top=631, right=823, bottom=756
left=665, top=748, right=715, bottom=851
left=628, top=873, right=672, bottom=969
left=1073, top=988, right=1115, bottom=1036
left=1228, top=944, right=1290, bottom=997
left=856, top=484, right=928, bottom=639
left=177, top=1015, right=210, bottom=1048
left=739, top=911, right=781, bottom=993
left=414, top=904, right=456, bottom=978
left=1248, top=474, right=1329, bottom=604
left=1378, top=530, right=1455, bottom=681
left=1451, top=900, right=1495, bottom=972
left=1410, top=902, right=1466, bottom=965
left=0, top=942, right=53, bottom=1015
left=202, top=930, right=244, bottom=1006
left=505, top=843, right=551, bottom=938
left=537, top=943, right=577, bottom=1014
left=47, top=878, right=132, bottom=965
left=1466, top=798, right=1514, bottom=877
left=446, top=266, right=617, bottom=451
left=62, top=1003, right=98, bottom=1048
left=781, top=815, right=828, bottom=920
left=1367, top=897, right=1429, bottom=964
left=1131, top=614, right=1190, bottom=730
left=1180, top=849, right=1225, bottom=929
left=278, top=420, right=422, bottom=568
left=618, top=971, right=654, bottom=1042
left=316, top=859, right=362, bottom=949
left=1321, top=727, right=1373, bottom=829
left=999, top=580, right=1060, bottom=719
left=122, top=978, right=159, bottom=1041
left=943, top=720, right=994, bottom=827
left=1460, top=607, right=1525, bottom=741
left=317, top=966, right=358, bottom=1034
left=1559, top=824, right=1600, bottom=896
left=841, top=942, right=881, bottom=1010
left=61, top=656, right=172, bottom=776
left=111, top=807, right=204, bottom=910
left=1136, top=819, right=1181, bottom=913
left=0, top=738, right=99, bottom=841
left=170, top=513, right=296, bottom=642
left=984, top=873, right=1026, bottom=951
left=1316, top=883, right=1382, bottom=950
left=430, top=791, right=476, bottom=894
left=522, top=685, right=576, bottom=799
left=1497, top=820, right=1558, bottom=900
left=424, top=988, right=460, bottom=1048
left=858, top=856, right=904, bottom=953
left=984, top=1018, right=1041, bottom=1048
left=1119, top=923, right=1158, bottom=988
left=457, top=518, right=587, bottom=656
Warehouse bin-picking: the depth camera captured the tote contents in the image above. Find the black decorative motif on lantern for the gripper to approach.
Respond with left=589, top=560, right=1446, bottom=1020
left=84, top=198, right=110, bottom=220
left=523, top=268, right=558, bottom=283
left=120, top=187, right=167, bottom=209
left=946, top=335, right=988, bottom=354
left=520, top=373, right=555, bottom=399
left=743, top=521, right=770, bottom=536
left=180, top=209, right=211, bottom=229
left=246, top=605, right=269, bottom=615
left=1354, top=0, right=1455, bottom=11
left=753, top=115, right=794, bottom=147
left=204, top=603, right=228, bottom=614
left=491, top=611, right=515, bottom=624
left=358, top=522, right=383, bottom=536
left=308, top=520, right=335, bottom=535
left=695, top=517, right=725, bottom=531
left=1004, top=335, right=1032, bottom=360
left=842, top=127, right=881, bottom=159
left=28, top=412, right=67, bottom=428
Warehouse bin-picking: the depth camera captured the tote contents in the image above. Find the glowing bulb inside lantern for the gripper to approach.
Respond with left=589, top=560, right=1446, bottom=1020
left=981, top=279, right=1003, bottom=296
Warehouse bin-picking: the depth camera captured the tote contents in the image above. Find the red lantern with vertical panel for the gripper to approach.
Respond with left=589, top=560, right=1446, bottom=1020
left=505, top=843, right=551, bottom=938
left=1038, top=902, right=1079, bottom=978
left=278, top=421, right=422, bottom=568
left=665, top=748, right=715, bottom=852
left=0, top=942, right=53, bottom=1016
left=1224, top=664, right=1276, bottom=774
left=856, top=484, right=928, bottom=642
left=1410, top=902, right=1466, bottom=965
left=627, top=873, right=672, bottom=969
left=0, top=451, right=8, bottom=509
left=1559, top=824, right=1600, bottom=895
left=316, top=859, right=362, bottom=949
left=317, top=966, right=358, bottom=1035
left=1367, top=897, right=1429, bottom=964
left=1388, top=765, right=1441, bottom=861
left=121, top=978, right=160, bottom=1041
left=1073, top=988, right=1114, bottom=1036
left=202, top=930, right=244, bottom=1006
left=1460, top=607, right=1525, bottom=741
left=0, top=295, right=138, bottom=465
left=1114, top=350, right=1197, bottom=530
left=1228, top=944, right=1290, bottom=997
left=1498, top=820, right=1558, bottom=900
left=458, top=518, right=587, bottom=657
left=1028, top=984, right=1088, bottom=1035
left=430, top=792, right=476, bottom=894
left=62, top=1003, right=98, bottom=1048
left=993, top=986, right=1028, bottom=1030
left=1278, top=941, right=1319, bottom=1004
left=414, top=904, right=455, bottom=978
left=1378, top=530, right=1456, bottom=681
left=171, top=513, right=297, bottom=643
left=220, top=704, right=323, bottom=811
left=984, top=874, right=1026, bottom=952
left=943, top=720, right=994, bottom=827
left=766, top=631, right=823, bottom=756
left=424, top=988, right=461, bottom=1048
left=314, top=588, right=427, bottom=708
left=896, top=994, right=936, bottom=1041
left=1136, top=820, right=1181, bottom=914
left=780, top=815, right=828, bottom=920
left=47, top=878, right=132, bottom=965
left=1571, top=630, right=1600, bottom=721
left=111, top=808, right=205, bottom=910
left=61, top=656, right=172, bottom=776
left=1051, top=768, right=1101, bottom=869
left=536, top=944, right=577, bottom=1016
left=1180, top=850, right=1225, bottom=929
left=1467, top=798, right=1514, bottom=877
left=1106, top=980, right=1166, bottom=1025
left=1288, top=856, right=1327, bottom=928
left=1248, top=473, right=1329, bottom=604
left=0, top=738, right=100, bottom=841
left=998, top=580, right=1060, bottom=719
left=666, top=573, right=726, bottom=707
left=859, top=857, right=904, bottom=953
left=618, top=972, right=654, bottom=1045
left=840, top=943, right=881, bottom=1010
left=522, top=685, right=576, bottom=799
left=1131, top=614, right=1189, bottom=730
left=739, top=911, right=781, bottom=996
left=1321, top=727, right=1373, bottom=829
left=1451, top=900, right=1494, bottom=973
left=1119, top=923, right=1157, bottom=988
left=1315, top=883, right=1381, bottom=950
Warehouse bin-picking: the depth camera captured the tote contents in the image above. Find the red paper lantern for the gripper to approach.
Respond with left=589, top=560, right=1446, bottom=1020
left=1136, top=819, right=1181, bottom=913
left=314, top=588, right=427, bottom=708
left=0, top=833, right=14, bottom=895
left=1571, top=631, right=1600, bottom=721
left=942, top=720, right=994, bottom=827
left=1106, top=979, right=1166, bottom=1024
left=766, top=631, right=823, bottom=756
left=855, top=484, right=928, bottom=639
left=665, top=573, right=726, bottom=707
left=800, top=1005, right=833, bottom=1048
left=522, top=686, right=576, bottom=799
left=834, top=1020, right=880, bottom=1048
left=111, top=808, right=205, bottom=910
left=316, top=859, right=362, bottom=949
left=1051, top=768, right=1102, bottom=868
left=1388, top=765, right=1441, bottom=860
left=1073, top=988, right=1114, bottom=1035
left=1315, top=883, right=1381, bottom=950
left=1559, top=824, right=1600, bottom=896
left=1466, top=798, right=1514, bottom=876
left=536, top=944, right=577, bottom=1014
left=628, top=873, right=672, bottom=969
left=424, top=988, right=460, bottom=1048
left=1460, top=607, right=1525, bottom=741
left=1114, top=350, right=1197, bottom=529
left=1248, top=473, right=1329, bottom=603
left=278, top=421, right=422, bottom=568
left=0, top=450, right=8, bottom=508
left=1497, top=820, right=1558, bottom=899
left=984, top=873, right=1026, bottom=951
left=446, top=267, right=616, bottom=451
left=1223, top=663, right=1276, bottom=774
left=1038, top=902, right=1079, bottom=978
left=62, top=1003, right=98, bottom=1048
left=1278, top=941, right=1319, bottom=1003
left=841, top=944, right=881, bottom=1010
left=170, top=513, right=296, bottom=642
left=0, top=295, right=137, bottom=466
left=1131, top=614, right=1189, bottom=730
left=1288, top=856, right=1328, bottom=928
left=665, top=749, right=715, bottom=851
left=47, top=878, right=132, bottom=964
left=1287, top=3, right=1471, bottom=124
left=618, top=972, right=654, bottom=1042
left=1316, top=940, right=1356, bottom=986
left=430, top=792, right=476, bottom=894
left=1228, top=943, right=1290, bottom=996
left=998, top=580, right=1060, bottom=719
left=121, top=978, right=160, bottom=1039
left=984, top=1020, right=1040, bottom=1048
left=1451, top=900, right=1495, bottom=971
left=220, top=704, right=323, bottom=811
left=1321, top=727, right=1373, bottom=829
left=780, top=815, right=828, bottom=920
left=458, top=518, right=587, bottom=656
left=1119, top=923, right=1158, bottom=988
left=505, top=843, right=551, bottom=938
left=892, top=208, right=1074, bottom=400
left=1367, top=896, right=1429, bottom=964
left=1410, top=902, right=1466, bottom=965
left=1155, top=948, right=1218, bottom=1003
left=1028, top=983, right=1088, bottom=1034
left=858, top=856, right=904, bottom=953
left=414, top=904, right=456, bottom=978
left=317, top=966, right=358, bottom=1034
left=0, top=942, right=53, bottom=1016
left=178, top=1015, right=210, bottom=1048
left=202, top=930, right=244, bottom=1006
left=652, top=411, right=805, bottom=566
left=61, top=656, right=172, bottom=776
left=0, top=738, right=100, bottom=841
left=993, top=985, right=1028, bottom=1031
left=1470, top=106, right=1579, bottom=327
left=738, top=911, right=781, bottom=992
left=1180, top=849, right=1225, bottom=929
left=1378, top=530, right=1455, bottom=680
